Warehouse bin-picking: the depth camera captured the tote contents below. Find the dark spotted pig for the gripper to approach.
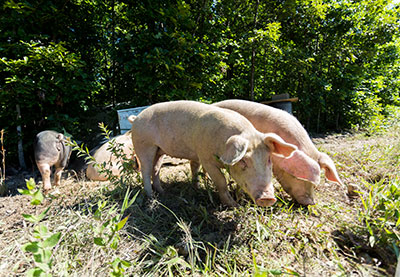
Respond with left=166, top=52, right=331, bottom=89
left=34, top=130, right=72, bottom=190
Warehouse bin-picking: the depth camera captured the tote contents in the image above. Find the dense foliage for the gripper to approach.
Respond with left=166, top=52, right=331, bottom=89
left=1, top=0, right=400, bottom=165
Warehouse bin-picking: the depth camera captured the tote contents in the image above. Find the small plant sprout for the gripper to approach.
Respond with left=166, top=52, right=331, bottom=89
left=18, top=178, right=61, bottom=277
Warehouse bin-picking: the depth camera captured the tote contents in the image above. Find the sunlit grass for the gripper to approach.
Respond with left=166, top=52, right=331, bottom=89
left=1, top=107, right=400, bottom=275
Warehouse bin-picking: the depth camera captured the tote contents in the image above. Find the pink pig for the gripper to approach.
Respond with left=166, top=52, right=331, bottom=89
left=214, top=99, right=343, bottom=205
left=128, top=100, right=298, bottom=207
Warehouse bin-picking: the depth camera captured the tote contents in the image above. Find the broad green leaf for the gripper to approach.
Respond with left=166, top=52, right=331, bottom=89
left=22, top=214, right=40, bottom=223
left=26, top=268, right=44, bottom=277
left=26, top=178, right=36, bottom=190
left=268, top=269, right=282, bottom=275
left=31, top=190, right=44, bottom=205
left=120, top=260, right=132, bottom=267
left=22, top=242, right=39, bottom=253
left=33, top=253, right=43, bottom=263
left=40, top=232, right=61, bottom=249
left=116, top=215, right=129, bottom=231
left=18, top=189, right=31, bottom=195
left=94, top=237, right=106, bottom=246
left=110, top=237, right=119, bottom=250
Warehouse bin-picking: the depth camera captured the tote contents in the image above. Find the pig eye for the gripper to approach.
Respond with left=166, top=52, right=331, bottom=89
left=238, top=159, right=247, bottom=170
left=267, top=157, right=272, bottom=166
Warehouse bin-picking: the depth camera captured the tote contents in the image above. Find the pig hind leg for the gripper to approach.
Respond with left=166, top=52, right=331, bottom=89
left=152, top=151, right=165, bottom=194
left=134, top=144, right=159, bottom=197
left=37, top=162, right=52, bottom=190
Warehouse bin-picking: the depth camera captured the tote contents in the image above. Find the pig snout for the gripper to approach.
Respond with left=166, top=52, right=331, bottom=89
left=254, top=190, right=276, bottom=207
left=295, top=195, right=315, bottom=206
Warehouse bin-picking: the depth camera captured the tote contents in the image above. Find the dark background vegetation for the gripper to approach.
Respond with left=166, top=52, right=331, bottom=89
left=1, top=0, right=399, bottom=167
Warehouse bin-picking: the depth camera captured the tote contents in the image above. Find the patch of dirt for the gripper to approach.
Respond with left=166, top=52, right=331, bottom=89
left=332, top=229, right=396, bottom=274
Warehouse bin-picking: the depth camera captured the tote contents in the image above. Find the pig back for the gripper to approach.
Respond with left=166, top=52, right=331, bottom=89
left=34, top=130, right=71, bottom=167
left=130, top=101, right=256, bottom=161
left=215, top=100, right=320, bottom=160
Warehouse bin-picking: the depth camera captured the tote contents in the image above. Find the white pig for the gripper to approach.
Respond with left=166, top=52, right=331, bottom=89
left=128, top=100, right=297, bottom=207
left=86, top=131, right=135, bottom=181
left=214, top=99, right=343, bottom=205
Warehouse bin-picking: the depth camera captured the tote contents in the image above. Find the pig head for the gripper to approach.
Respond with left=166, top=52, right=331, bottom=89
left=34, top=130, right=72, bottom=190
left=86, top=131, right=135, bottom=181
left=129, top=100, right=297, bottom=207
left=214, top=99, right=343, bottom=205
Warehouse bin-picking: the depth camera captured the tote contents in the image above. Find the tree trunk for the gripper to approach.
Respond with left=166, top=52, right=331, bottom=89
left=250, top=0, right=259, bottom=101
left=0, top=129, right=6, bottom=195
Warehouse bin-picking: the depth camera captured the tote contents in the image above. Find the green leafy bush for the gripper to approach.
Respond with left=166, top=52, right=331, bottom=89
left=357, top=178, right=400, bottom=256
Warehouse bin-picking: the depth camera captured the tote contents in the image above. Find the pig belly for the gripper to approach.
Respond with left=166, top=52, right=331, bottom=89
left=156, top=144, right=199, bottom=163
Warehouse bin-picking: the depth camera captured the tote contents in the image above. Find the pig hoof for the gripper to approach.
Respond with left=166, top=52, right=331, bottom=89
left=43, top=185, right=52, bottom=191
left=256, top=197, right=277, bottom=207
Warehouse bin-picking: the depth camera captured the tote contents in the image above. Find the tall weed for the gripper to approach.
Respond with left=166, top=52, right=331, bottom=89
left=18, top=178, right=61, bottom=276
left=357, top=178, right=400, bottom=254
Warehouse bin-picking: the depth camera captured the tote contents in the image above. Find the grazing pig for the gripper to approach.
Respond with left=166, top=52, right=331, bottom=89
left=34, top=130, right=72, bottom=190
left=214, top=99, right=343, bottom=205
left=129, top=100, right=298, bottom=207
left=86, top=131, right=135, bottom=181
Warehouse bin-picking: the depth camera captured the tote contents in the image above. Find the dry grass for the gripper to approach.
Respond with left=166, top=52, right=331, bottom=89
left=1, top=113, right=399, bottom=276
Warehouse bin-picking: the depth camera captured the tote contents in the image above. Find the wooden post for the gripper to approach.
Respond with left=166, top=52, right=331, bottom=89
left=0, top=129, right=6, bottom=195
left=16, top=104, right=26, bottom=170
left=250, top=0, right=259, bottom=101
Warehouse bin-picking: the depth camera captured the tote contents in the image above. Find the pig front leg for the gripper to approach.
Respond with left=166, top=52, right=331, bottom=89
left=190, top=161, right=201, bottom=188
left=201, top=162, right=238, bottom=207
left=37, top=162, right=52, bottom=190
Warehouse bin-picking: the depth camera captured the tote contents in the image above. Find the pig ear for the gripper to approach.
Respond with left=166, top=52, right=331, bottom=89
left=318, top=153, right=343, bottom=185
left=219, top=135, right=249, bottom=165
left=272, top=150, right=321, bottom=184
left=263, top=133, right=297, bottom=157
left=128, top=115, right=136, bottom=124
